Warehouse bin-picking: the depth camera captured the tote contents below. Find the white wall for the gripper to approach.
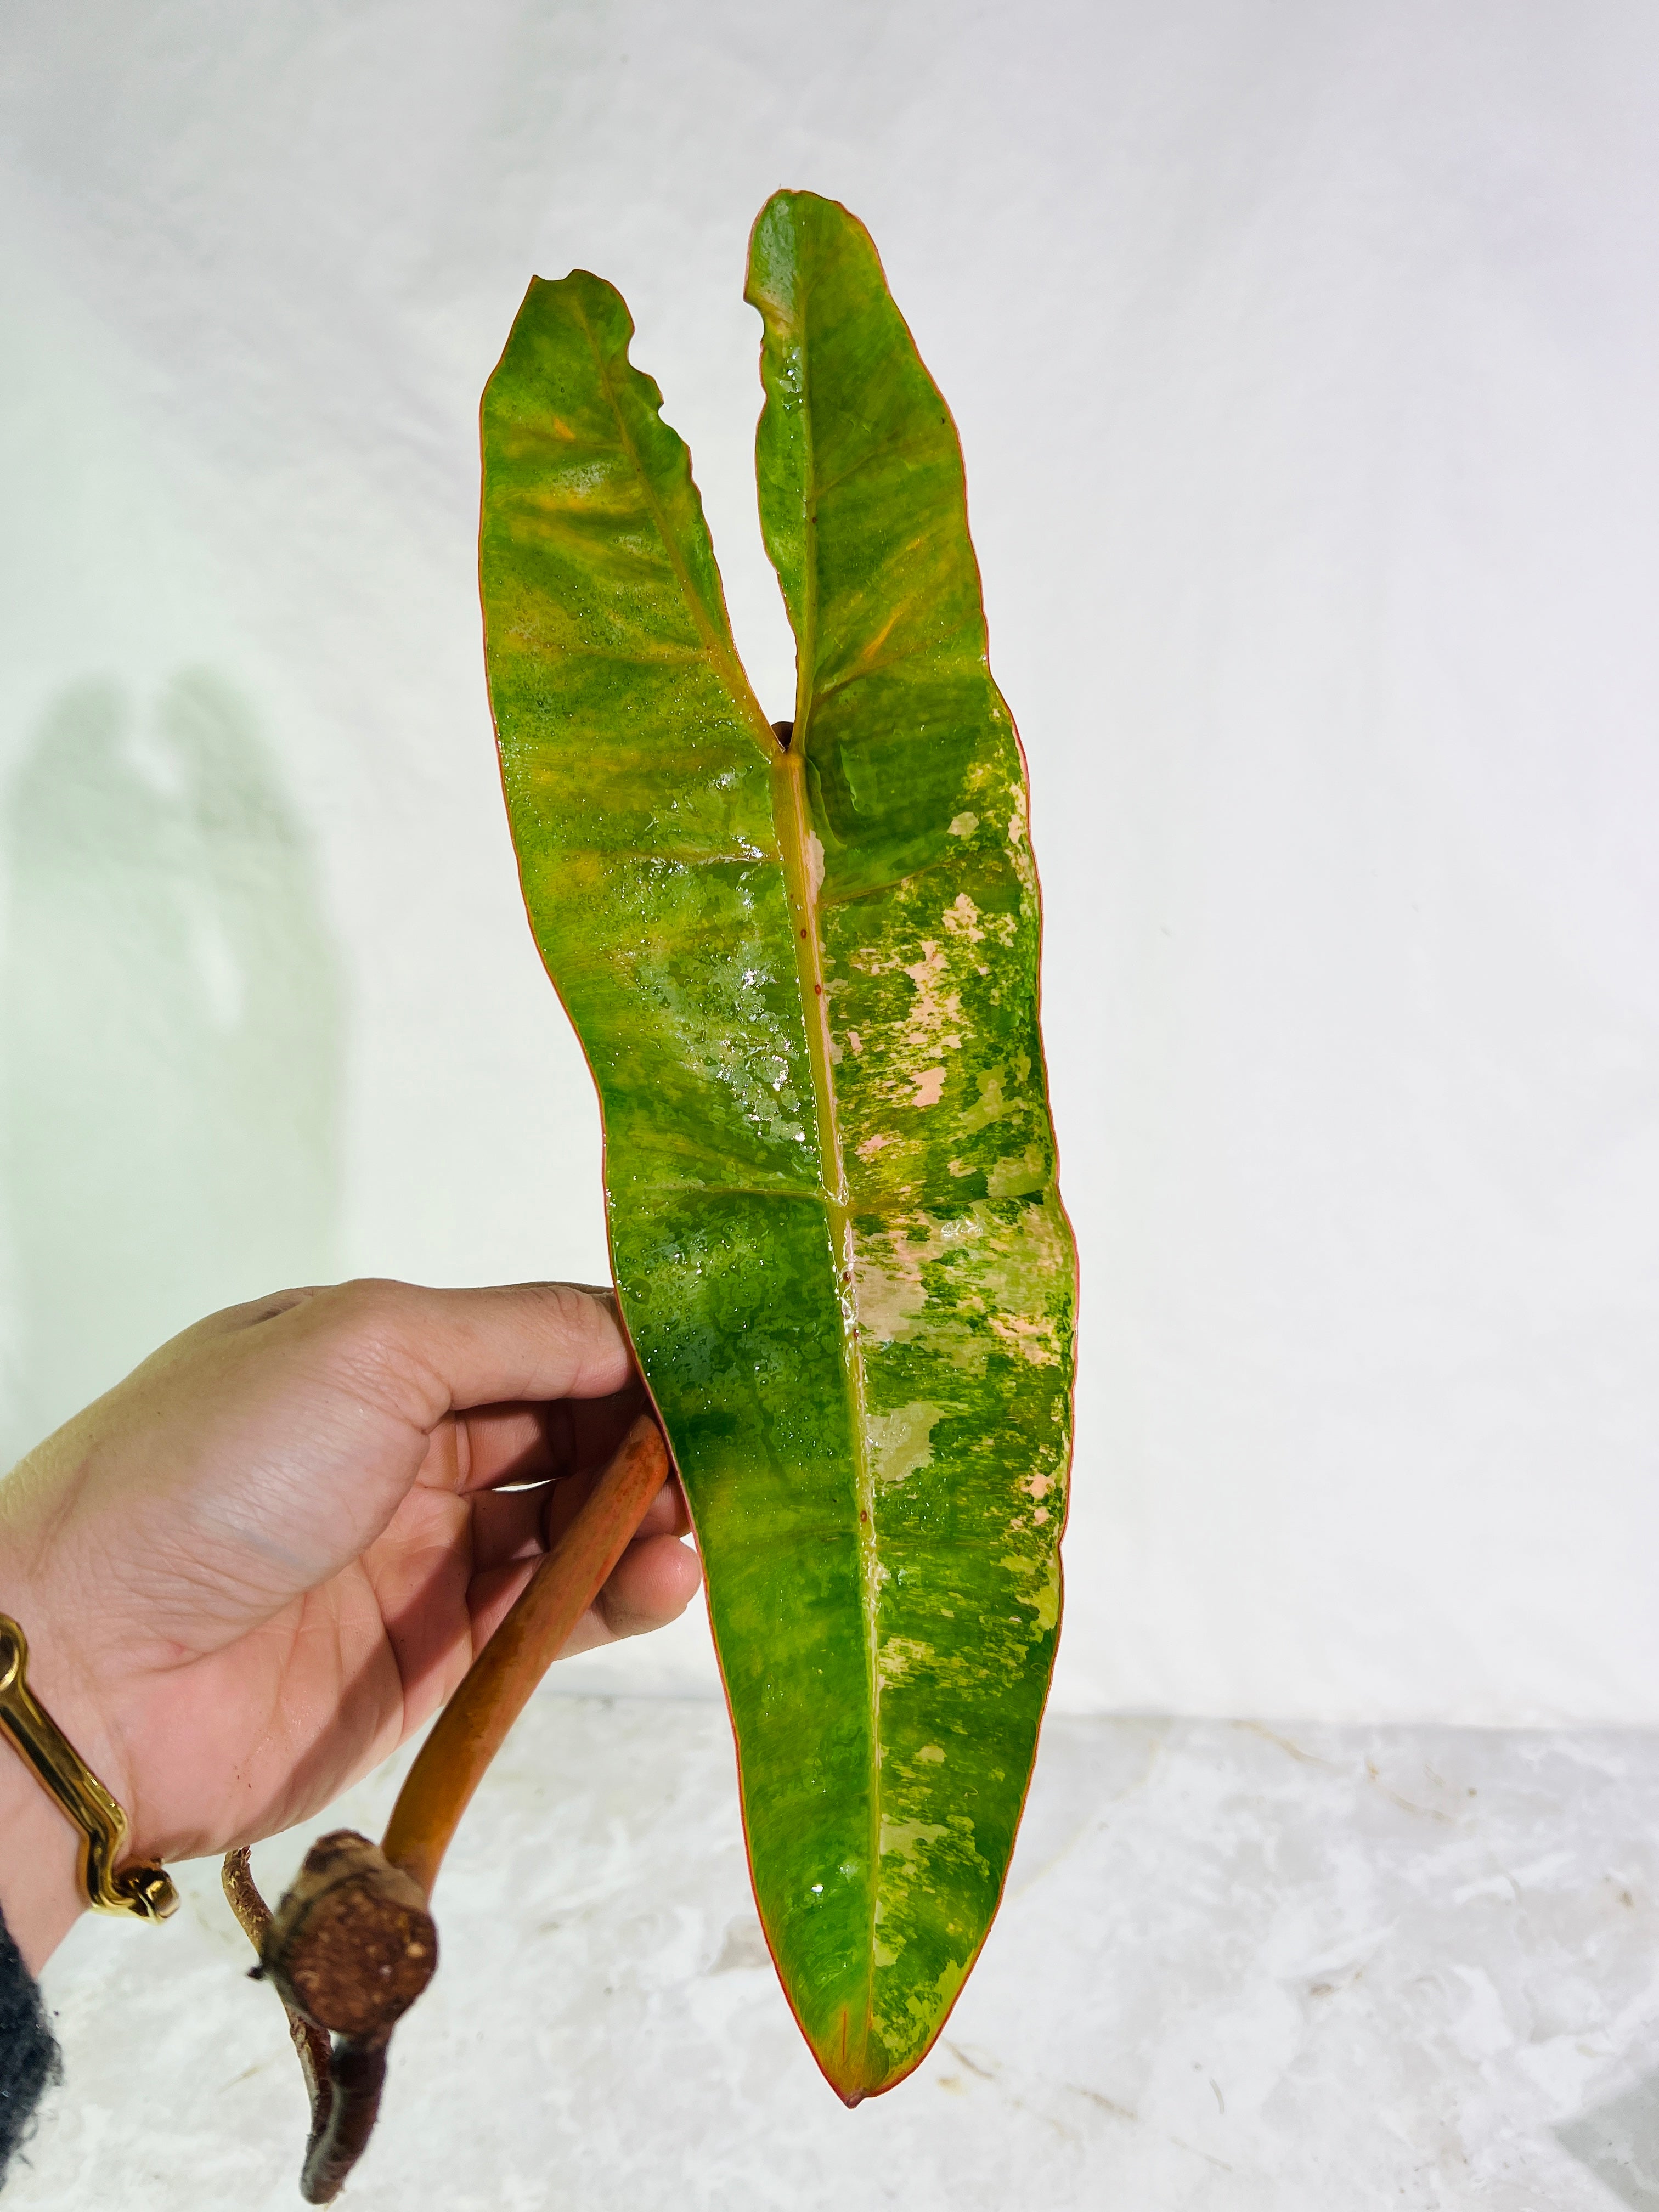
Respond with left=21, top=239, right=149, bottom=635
left=1, top=1, right=1655, bottom=1725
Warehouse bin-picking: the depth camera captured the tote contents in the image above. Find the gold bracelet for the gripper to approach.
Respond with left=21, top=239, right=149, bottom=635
left=0, top=1613, right=177, bottom=1921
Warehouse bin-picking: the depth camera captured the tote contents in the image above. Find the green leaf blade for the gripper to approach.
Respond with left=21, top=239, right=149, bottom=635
left=483, top=213, right=1075, bottom=2107
left=744, top=191, right=1074, bottom=2095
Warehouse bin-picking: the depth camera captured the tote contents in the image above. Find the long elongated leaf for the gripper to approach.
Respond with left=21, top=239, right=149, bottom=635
left=479, top=191, right=1075, bottom=2102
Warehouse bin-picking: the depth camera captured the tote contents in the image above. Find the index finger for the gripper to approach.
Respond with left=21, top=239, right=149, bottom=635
left=292, top=1278, right=639, bottom=1431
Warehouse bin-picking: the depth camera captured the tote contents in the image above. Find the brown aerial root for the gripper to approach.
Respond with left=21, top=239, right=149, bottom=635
left=226, top=1413, right=671, bottom=2202
left=226, top=1830, right=436, bottom=2202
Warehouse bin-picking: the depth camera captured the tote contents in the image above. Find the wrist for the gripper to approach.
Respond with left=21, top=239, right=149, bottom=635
left=0, top=1561, right=142, bottom=1973
left=0, top=1720, right=87, bottom=1972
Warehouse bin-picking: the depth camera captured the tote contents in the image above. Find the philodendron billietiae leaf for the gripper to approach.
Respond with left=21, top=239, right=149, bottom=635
left=479, top=190, right=1075, bottom=2101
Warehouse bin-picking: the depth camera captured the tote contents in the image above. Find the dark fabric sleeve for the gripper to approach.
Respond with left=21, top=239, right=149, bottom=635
left=0, top=1904, right=59, bottom=2188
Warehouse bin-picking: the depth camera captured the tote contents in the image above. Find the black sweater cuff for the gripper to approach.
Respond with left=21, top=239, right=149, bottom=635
left=0, top=1904, right=59, bottom=2187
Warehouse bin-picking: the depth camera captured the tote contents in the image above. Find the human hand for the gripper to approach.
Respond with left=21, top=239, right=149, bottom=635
left=0, top=1280, right=701, bottom=1971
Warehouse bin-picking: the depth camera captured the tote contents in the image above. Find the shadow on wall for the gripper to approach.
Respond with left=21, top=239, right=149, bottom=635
left=0, top=672, right=342, bottom=1464
left=1561, top=2072, right=1659, bottom=2208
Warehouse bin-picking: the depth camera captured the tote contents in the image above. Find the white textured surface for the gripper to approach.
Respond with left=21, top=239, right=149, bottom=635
left=1, top=4, right=1657, bottom=1725
left=14, top=1693, right=1659, bottom=2209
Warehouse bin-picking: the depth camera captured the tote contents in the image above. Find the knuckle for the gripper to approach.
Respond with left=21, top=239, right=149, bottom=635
left=534, top=1282, right=626, bottom=1381
left=312, top=1279, right=445, bottom=1427
left=540, top=1280, right=609, bottom=1336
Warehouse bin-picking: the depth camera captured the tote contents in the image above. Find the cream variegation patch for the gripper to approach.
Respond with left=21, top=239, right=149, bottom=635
left=866, top=1400, right=944, bottom=1484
